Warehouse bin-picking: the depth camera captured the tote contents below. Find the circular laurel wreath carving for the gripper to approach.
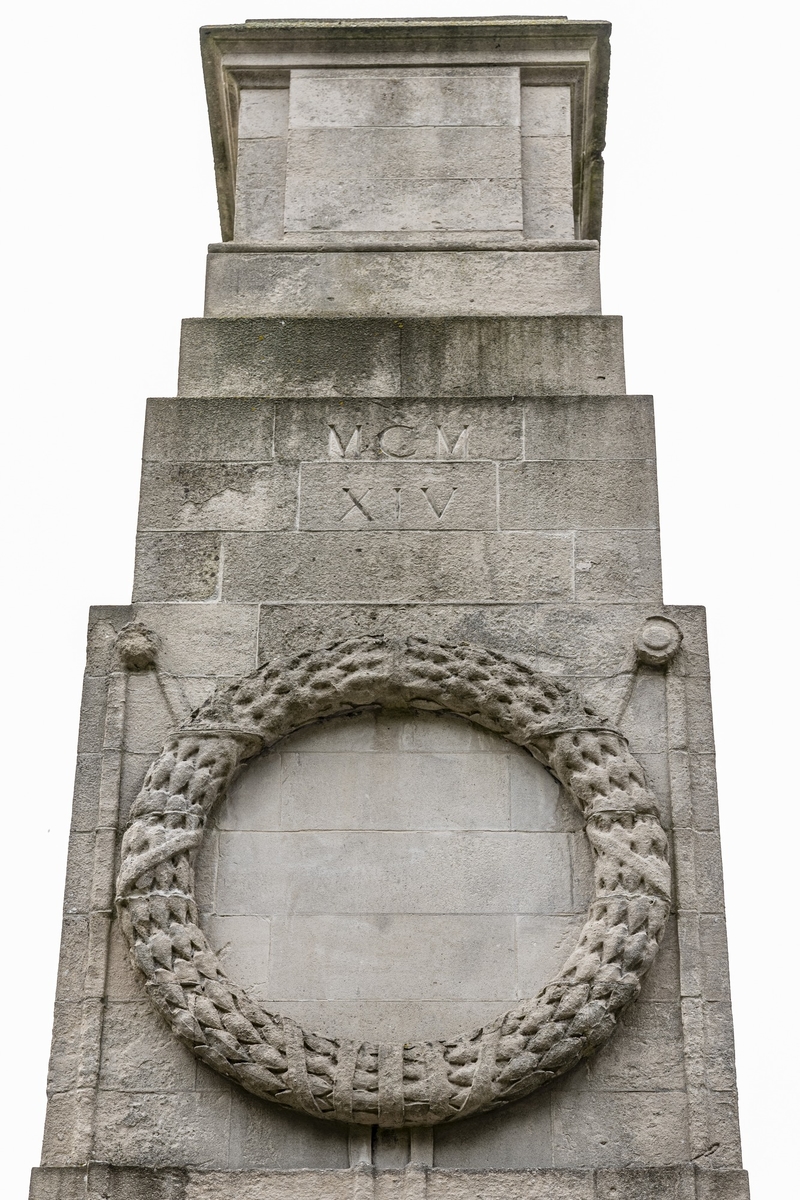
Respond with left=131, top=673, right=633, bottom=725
left=116, top=636, right=671, bottom=1127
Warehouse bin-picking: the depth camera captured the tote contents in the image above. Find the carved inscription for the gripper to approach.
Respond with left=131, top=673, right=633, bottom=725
left=328, top=422, right=470, bottom=461
left=300, top=463, right=496, bottom=530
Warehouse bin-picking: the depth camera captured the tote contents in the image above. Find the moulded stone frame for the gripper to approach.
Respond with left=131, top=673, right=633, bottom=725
left=200, top=18, right=610, bottom=243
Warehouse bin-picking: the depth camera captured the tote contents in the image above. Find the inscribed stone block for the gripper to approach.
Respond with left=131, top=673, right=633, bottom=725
left=275, top=398, right=523, bottom=462
left=298, top=462, right=497, bottom=531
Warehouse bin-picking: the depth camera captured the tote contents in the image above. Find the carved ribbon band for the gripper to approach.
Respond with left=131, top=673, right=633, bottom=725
left=116, top=635, right=671, bottom=1127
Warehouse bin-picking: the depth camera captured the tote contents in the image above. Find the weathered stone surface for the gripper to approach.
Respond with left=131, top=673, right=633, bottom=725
left=144, top=399, right=276, bottom=462
left=499, top=460, right=658, bottom=529
left=138, top=463, right=297, bottom=532
left=133, top=532, right=220, bottom=601
left=177, top=317, right=625, bottom=398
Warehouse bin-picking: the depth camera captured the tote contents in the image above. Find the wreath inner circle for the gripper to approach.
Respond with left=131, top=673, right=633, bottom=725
left=116, top=635, right=671, bottom=1127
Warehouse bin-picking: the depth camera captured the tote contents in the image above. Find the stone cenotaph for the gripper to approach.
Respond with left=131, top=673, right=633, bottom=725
left=30, top=17, right=751, bottom=1200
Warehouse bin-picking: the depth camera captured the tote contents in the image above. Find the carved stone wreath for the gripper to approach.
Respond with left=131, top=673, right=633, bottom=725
left=116, top=636, right=671, bottom=1127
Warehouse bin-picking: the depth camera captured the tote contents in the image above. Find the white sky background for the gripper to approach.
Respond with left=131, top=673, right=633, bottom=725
left=1, top=2, right=796, bottom=1195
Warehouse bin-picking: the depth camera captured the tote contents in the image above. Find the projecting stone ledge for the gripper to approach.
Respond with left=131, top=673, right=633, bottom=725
left=29, top=1164, right=751, bottom=1200
left=203, top=244, right=601, bottom=319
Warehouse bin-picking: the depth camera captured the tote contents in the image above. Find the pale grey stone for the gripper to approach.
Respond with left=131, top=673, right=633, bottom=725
left=98, top=1001, right=197, bottom=1092
left=284, top=127, right=523, bottom=233
left=265, top=913, right=518, bottom=1003
left=185, top=1170, right=352, bottom=1200
left=85, top=604, right=135, bottom=672
left=70, top=754, right=101, bottom=833
left=524, top=397, right=655, bottom=460
left=574, top=531, right=663, bottom=601
left=516, top=915, right=587, bottom=995
left=521, top=86, right=572, bottom=138
left=523, top=196, right=575, bottom=241
left=619, top=670, right=669, bottom=757
left=133, top=532, right=220, bottom=602
left=551, top=1090, right=690, bottom=1167
left=212, top=830, right=574, bottom=916
left=578, top=1002, right=686, bottom=1092
left=93, top=1091, right=231, bottom=1169
left=288, top=69, right=521, bottom=130
left=688, top=754, right=721, bottom=831
left=275, top=398, right=523, bottom=463
left=428, top=1170, right=594, bottom=1199
left=239, top=87, right=289, bottom=140
left=130, top=603, right=259, bottom=677
left=222, top=531, right=574, bottom=603
left=251, top=1000, right=507, bottom=1044
left=46, top=1002, right=83, bottom=1095
left=40, top=1091, right=89, bottom=1167
left=702, top=1092, right=743, bottom=1168
left=298, top=462, right=497, bottom=531
left=63, top=832, right=94, bottom=915
left=522, top=138, right=573, bottom=191
left=596, top=1165, right=696, bottom=1200
left=76, top=675, right=107, bottom=755
left=228, top=1089, right=348, bottom=1170
left=234, top=138, right=288, bottom=242
left=138, top=462, right=297, bottom=532
left=698, top=915, right=732, bottom=1002
left=684, top=677, right=717, bottom=753
left=28, top=1167, right=87, bottom=1200
left=694, top=1167, right=751, bottom=1199
left=694, top=832, right=725, bottom=914
left=499, top=461, right=658, bottom=530
left=105, top=919, right=145, bottom=1002
left=434, top=1090, right=552, bottom=1170
left=55, top=916, right=89, bottom=1002
left=144, top=399, right=275, bottom=463
left=704, top=1003, right=737, bottom=1092
left=199, top=914, right=271, bottom=990
left=203, top=248, right=601, bottom=319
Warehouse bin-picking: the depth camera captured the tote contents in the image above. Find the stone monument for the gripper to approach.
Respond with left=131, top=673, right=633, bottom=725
left=30, top=17, right=751, bottom=1200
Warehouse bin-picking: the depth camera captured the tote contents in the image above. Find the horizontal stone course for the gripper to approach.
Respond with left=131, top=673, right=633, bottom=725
left=177, top=317, right=625, bottom=398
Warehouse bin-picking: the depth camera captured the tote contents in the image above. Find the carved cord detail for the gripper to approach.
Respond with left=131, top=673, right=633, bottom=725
left=116, top=636, right=671, bottom=1126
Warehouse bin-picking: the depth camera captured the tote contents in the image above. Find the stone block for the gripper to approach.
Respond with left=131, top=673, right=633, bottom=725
left=428, top=1170, right=594, bottom=1199
left=212, top=830, right=574, bottom=916
left=288, top=68, right=521, bottom=129
left=596, top=1165, right=696, bottom=1199
left=249, top=999, right=505, bottom=1045
left=703, top=1092, right=743, bottom=1168
left=433, top=1090, right=552, bottom=1170
left=284, top=127, right=522, bottom=233
left=40, top=1090, right=92, bottom=1167
left=133, top=532, right=220, bottom=602
left=222, top=531, right=573, bottom=603
left=55, top=915, right=89, bottom=1002
left=177, top=316, right=625, bottom=398
left=178, top=319, right=402, bottom=399
left=688, top=753, right=721, bottom=831
left=524, top=397, right=655, bottom=460
left=63, top=832, right=94, bottom=915
left=46, top=1001, right=83, bottom=1095
left=516, top=914, right=587, bottom=995
left=98, top=1000, right=197, bottom=1092
left=276, top=398, right=523, bottom=463
left=694, top=832, right=725, bottom=914
left=638, top=915, right=681, bottom=1002
left=500, top=461, right=658, bottom=530
left=522, top=137, right=573, bottom=192
left=523, top=198, right=575, bottom=241
left=704, top=1003, right=737, bottom=1092
left=265, top=913, right=518, bottom=1003
left=694, top=1168, right=751, bottom=1200
left=130, top=603, right=259, bottom=677
left=185, top=1170, right=352, bottom=1200
left=684, top=678, right=716, bottom=753
left=203, top=248, right=601, bottom=319
left=239, top=88, right=290, bottom=140
left=93, top=1090, right=232, bottom=1169
left=234, top=138, right=288, bottom=242
left=77, top=675, right=107, bottom=755
left=106, top=918, right=144, bottom=1001
left=551, top=1090, right=690, bottom=1167
left=85, top=605, right=135, bottom=672
left=138, top=462, right=297, bottom=532
left=144, top=399, right=276, bottom=463
left=698, top=915, right=732, bottom=1001
left=521, top=86, right=572, bottom=138
left=118, top=751, right=156, bottom=827
left=200, top=914, right=271, bottom=991
left=298, top=462, right=497, bottom=531
left=574, top=531, right=663, bottom=601
left=579, top=1002, right=686, bottom=1092
left=71, top=754, right=101, bottom=832
left=28, top=1167, right=87, bottom=1200
left=398, top=317, right=625, bottom=396
left=620, top=670, right=668, bottom=757
left=228, top=1089, right=349, bottom=1171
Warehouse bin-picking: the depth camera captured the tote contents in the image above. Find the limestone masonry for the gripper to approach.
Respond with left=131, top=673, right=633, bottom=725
left=30, top=17, right=751, bottom=1200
